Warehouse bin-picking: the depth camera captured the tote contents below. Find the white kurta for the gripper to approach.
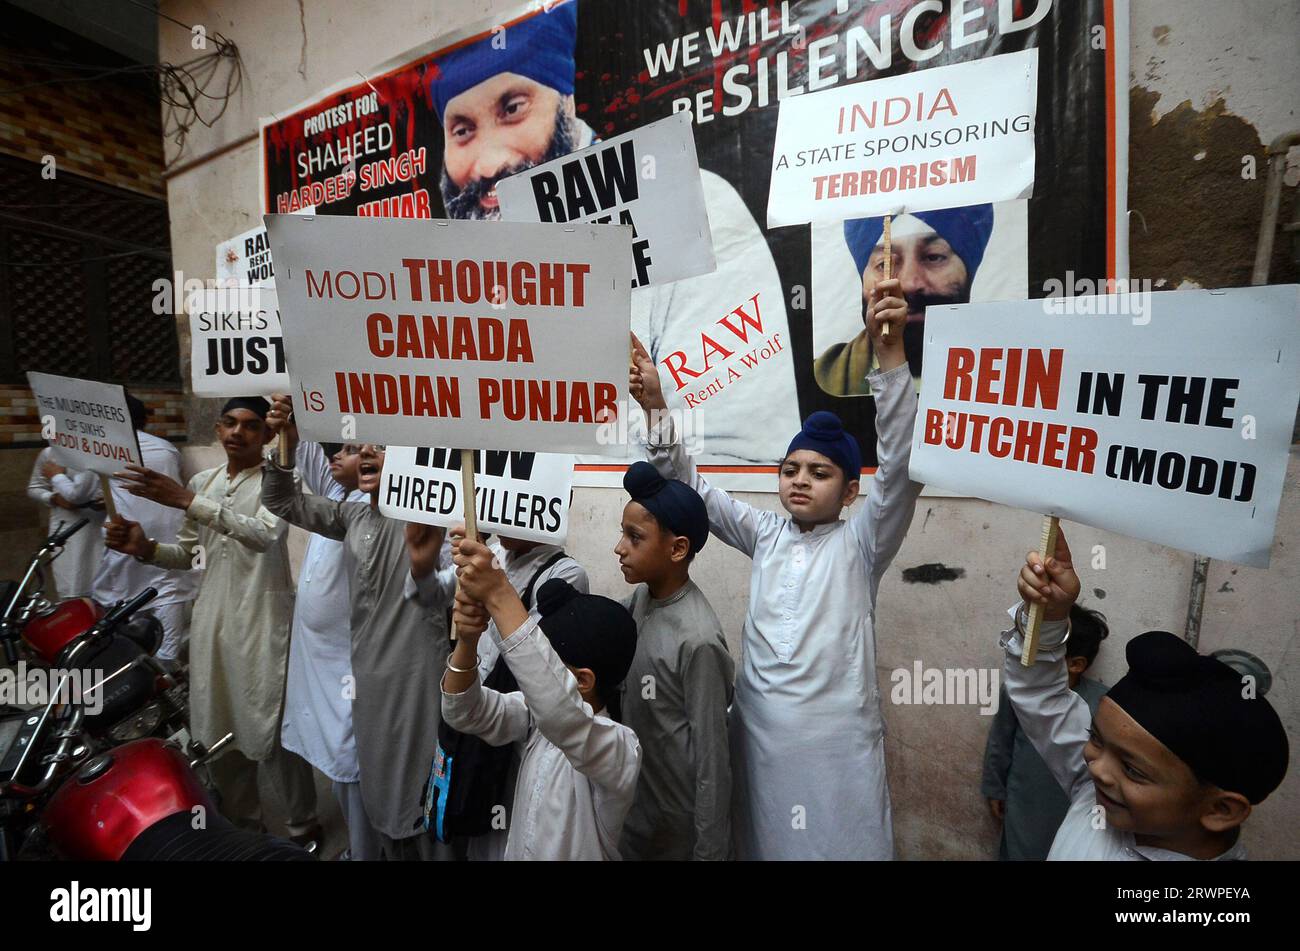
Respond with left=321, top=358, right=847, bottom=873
left=408, top=540, right=588, bottom=862
left=93, top=431, right=198, bottom=658
left=647, top=363, right=922, bottom=859
left=1000, top=614, right=1248, bottom=861
left=26, top=449, right=105, bottom=598
left=279, top=442, right=365, bottom=783
left=441, top=615, right=641, bottom=861
left=149, top=464, right=294, bottom=761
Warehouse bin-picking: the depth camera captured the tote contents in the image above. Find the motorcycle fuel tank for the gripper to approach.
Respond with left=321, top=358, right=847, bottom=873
left=42, top=738, right=214, bottom=861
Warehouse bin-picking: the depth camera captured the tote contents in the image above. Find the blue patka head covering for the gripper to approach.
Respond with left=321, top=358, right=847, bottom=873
left=785, top=411, right=862, bottom=480
left=429, top=1, right=579, bottom=121
left=623, top=461, right=709, bottom=556
left=843, top=204, right=995, bottom=279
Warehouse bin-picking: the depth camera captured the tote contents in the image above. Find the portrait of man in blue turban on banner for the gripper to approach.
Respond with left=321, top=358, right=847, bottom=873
left=814, top=204, right=997, bottom=397
left=430, top=3, right=590, bottom=219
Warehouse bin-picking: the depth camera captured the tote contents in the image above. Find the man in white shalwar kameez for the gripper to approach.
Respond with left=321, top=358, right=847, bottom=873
left=631, top=273, right=922, bottom=860
left=104, top=398, right=317, bottom=840
left=93, top=395, right=197, bottom=663
left=280, top=440, right=382, bottom=860
left=26, top=449, right=104, bottom=598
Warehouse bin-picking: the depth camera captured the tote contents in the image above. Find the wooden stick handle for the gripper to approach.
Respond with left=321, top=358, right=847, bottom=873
left=450, top=449, right=478, bottom=642
left=99, top=474, right=117, bottom=521
left=278, top=411, right=292, bottom=466
left=881, top=214, right=892, bottom=337
left=1020, top=515, right=1061, bottom=667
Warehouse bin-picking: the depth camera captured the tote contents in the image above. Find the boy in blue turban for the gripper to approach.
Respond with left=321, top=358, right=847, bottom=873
left=615, top=462, right=734, bottom=860
left=815, top=204, right=995, bottom=396
left=629, top=263, right=923, bottom=859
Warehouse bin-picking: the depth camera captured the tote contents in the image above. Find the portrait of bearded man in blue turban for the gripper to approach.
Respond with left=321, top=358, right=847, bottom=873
left=430, top=3, right=590, bottom=220
left=815, top=204, right=995, bottom=397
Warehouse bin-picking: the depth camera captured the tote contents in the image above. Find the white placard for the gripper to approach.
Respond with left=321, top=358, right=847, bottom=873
left=380, top=447, right=573, bottom=544
left=497, top=112, right=716, bottom=288
left=264, top=214, right=632, bottom=453
left=27, top=372, right=143, bottom=476
left=909, top=286, right=1300, bottom=568
left=216, top=225, right=278, bottom=288
left=767, top=49, right=1038, bottom=228
left=187, top=287, right=290, bottom=398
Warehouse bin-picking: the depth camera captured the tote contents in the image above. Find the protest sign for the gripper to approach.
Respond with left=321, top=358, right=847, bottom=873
left=27, top=372, right=143, bottom=477
left=217, top=225, right=278, bottom=288
left=187, top=288, right=290, bottom=398
left=263, top=213, right=632, bottom=453
left=767, top=49, right=1038, bottom=228
left=497, top=112, right=715, bottom=289
left=909, top=286, right=1300, bottom=568
left=380, top=448, right=574, bottom=545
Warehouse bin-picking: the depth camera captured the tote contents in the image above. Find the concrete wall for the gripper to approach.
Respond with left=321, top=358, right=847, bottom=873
left=152, top=0, right=1299, bottom=859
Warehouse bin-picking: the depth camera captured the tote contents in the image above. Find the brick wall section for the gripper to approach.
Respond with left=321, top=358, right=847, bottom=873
left=0, top=385, right=187, bottom=446
left=0, top=32, right=165, bottom=198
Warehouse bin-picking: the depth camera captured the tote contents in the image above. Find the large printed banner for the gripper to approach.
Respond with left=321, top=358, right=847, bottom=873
left=263, top=214, right=631, bottom=453
left=767, top=50, right=1037, bottom=227
left=909, top=286, right=1300, bottom=568
left=498, top=112, right=716, bottom=288
left=380, top=447, right=574, bottom=544
left=187, top=288, right=290, bottom=398
left=27, top=372, right=143, bottom=476
left=260, top=0, right=1128, bottom=489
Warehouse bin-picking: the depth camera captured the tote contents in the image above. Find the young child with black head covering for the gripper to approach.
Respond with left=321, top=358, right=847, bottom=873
left=1006, top=526, right=1289, bottom=859
left=983, top=606, right=1110, bottom=860
left=628, top=258, right=918, bottom=863
left=444, top=536, right=641, bottom=860
left=615, top=462, right=734, bottom=861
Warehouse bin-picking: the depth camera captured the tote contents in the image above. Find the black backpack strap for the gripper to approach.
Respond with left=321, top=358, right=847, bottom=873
left=521, top=550, right=570, bottom=611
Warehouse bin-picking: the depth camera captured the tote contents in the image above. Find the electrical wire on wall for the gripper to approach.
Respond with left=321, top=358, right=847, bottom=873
left=0, top=34, right=243, bottom=157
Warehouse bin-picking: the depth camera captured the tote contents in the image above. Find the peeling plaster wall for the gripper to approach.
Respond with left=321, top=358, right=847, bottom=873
left=156, top=0, right=1299, bottom=860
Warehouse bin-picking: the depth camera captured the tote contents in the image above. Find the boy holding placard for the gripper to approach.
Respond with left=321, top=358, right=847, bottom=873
left=1006, top=528, right=1289, bottom=860
left=628, top=276, right=919, bottom=860
left=982, top=605, right=1109, bottom=860
left=444, top=542, right=640, bottom=861
left=261, top=394, right=451, bottom=860
left=415, top=527, right=589, bottom=862
left=615, top=461, right=734, bottom=861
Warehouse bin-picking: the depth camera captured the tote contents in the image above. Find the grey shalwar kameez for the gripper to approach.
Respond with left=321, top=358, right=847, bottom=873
left=619, top=580, right=734, bottom=861
left=262, top=461, right=448, bottom=850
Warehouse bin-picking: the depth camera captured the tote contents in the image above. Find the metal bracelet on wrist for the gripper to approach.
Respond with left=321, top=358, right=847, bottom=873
left=445, top=656, right=477, bottom=674
left=1014, top=600, right=1071, bottom=648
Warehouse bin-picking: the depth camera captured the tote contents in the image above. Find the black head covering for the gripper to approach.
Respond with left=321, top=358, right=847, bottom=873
left=220, top=396, right=270, bottom=419
left=622, top=461, right=709, bottom=557
left=124, top=392, right=148, bottom=431
left=536, top=579, right=637, bottom=720
left=1106, top=631, right=1289, bottom=804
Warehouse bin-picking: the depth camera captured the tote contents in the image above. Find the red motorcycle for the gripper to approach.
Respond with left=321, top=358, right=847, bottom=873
left=2, top=518, right=188, bottom=746
left=1, top=523, right=310, bottom=861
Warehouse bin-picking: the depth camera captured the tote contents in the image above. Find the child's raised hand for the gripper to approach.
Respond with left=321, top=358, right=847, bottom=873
left=866, top=278, right=907, bottom=372
left=266, top=392, right=295, bottom=436
left=629, top=332, right=667, bottom=412
left=404, top=521, right=446, bottom=578
left=452, top=587, right=490, bottom=641
left=453, top=535, right=508, bottom=603
left=1016, top=527, right=1080, bottom=622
